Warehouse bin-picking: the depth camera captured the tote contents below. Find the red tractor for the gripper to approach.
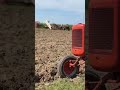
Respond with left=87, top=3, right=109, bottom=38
left=58, top=23, right=85, bottom=78
left=58, top=0, right=120, bottom=89
left=86, top=0, right=120, bottom=90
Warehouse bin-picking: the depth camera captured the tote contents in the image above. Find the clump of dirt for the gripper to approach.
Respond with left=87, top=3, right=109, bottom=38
left=35, top=29, right=85, bottom=86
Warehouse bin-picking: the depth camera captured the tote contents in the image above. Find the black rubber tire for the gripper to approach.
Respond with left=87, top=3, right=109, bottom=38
left=86, top=70, right=106, bottom=90
left=58, top=55, right=79, bottom=78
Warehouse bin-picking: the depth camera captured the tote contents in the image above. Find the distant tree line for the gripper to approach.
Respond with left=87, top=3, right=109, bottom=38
left=35, top=22, right=72, bottom=30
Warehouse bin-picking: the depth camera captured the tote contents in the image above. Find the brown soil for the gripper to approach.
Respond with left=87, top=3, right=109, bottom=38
left=35, top=29, right=73, bottom=84
left=0, top=5, right=34, bottom=90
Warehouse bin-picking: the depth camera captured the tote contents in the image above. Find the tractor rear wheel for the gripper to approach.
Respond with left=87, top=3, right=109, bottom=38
left=58, top=55, right=79, bottom=78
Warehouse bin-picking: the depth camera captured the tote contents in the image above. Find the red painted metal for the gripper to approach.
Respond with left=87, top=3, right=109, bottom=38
left=89, top=0, right=120, bottom=72
left=72, top=23, right=85, bottom=56
left=69, top=57, right=81, bottom=67
left=63, top=61, right=76, bottom=75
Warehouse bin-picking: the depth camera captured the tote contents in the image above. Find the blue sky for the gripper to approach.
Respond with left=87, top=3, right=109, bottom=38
left=35, top=0, right=85, bottom=25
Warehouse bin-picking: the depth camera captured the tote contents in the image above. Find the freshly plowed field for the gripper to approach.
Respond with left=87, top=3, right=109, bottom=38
left=35, top=29, right=73, bottom=85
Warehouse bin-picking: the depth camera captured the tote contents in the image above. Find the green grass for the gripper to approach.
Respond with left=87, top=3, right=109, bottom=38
left=36, top=77, right=85, bottom=90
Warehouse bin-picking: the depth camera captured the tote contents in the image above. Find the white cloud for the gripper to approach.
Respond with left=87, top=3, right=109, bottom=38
left=35, top=0, right=85, bottom=13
